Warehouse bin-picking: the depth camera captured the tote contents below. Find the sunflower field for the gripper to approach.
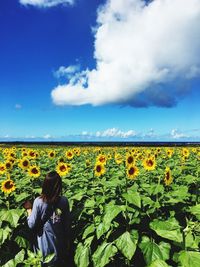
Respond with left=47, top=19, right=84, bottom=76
left=0, top=145, right=200, bottom=267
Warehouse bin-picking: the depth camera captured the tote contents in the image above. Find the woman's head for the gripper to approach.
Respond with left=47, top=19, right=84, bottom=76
left=41, top=171, right=62, bottom=203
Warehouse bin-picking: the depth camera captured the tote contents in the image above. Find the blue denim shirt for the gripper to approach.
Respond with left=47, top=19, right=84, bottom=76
left=27, top=196, right=70, bottom=263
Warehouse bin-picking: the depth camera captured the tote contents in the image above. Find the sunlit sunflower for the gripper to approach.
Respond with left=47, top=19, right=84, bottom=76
left=94, top=163, right=106, bottom=177
left=1, top=179, right=16, bottom=194
left=127, top=165, right=139, bottom=180
left=28, top=165, right=40, bottom=178
left=166, top=148, right=174, bottom=158
left=85, top=159, right=91, bottom=168
left=126, top=153, right=135, bottom=166
left=65, top=150, right=74, bottom=160
left=115, top=153, right=123, bottom=164
left=5, top=160, right=13, bottom=170
left=28, top=150, right=37, bottom=159
left=143, top=156, right=156, bottom=171
left=48, top=150, right=56, bottom=159
left=56, top=162, right=70, bottom=177
left=97, top=154, right=107, bottom=164
left=19, top=158, right=30, bottom=169
left=0, top=163, right=6, bottom=174
left=182, top=148, right=190, bottom=158
left=164, top=167, right=173, bottom=186
left=73, top=148, right=81, bottom=156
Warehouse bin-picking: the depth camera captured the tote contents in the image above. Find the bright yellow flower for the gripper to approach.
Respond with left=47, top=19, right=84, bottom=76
left=65, top=150, right=74, bottom=160
left=127, top=165, right=139, bottom=180
left=94, top=163, right=106, bottom=177
left=1, top=179, right=16, bottom=194
left=28, top=165, right=40, bottom=178
left=97, top=154, right=107, bottom=164
left=164, top=167, right=173, bottom=186
left=0, top=163, right=6, bottom=175
left=143, top=156, right=156, bottom=171
left=56, top=162, right=70, bottom=176
left=126, top=153, right=135, bottom=166
left=19, top=158, right=30, bottom=169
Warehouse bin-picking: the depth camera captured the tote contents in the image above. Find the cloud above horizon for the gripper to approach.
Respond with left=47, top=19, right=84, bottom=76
left=19, top=0, right=74, bottom=8
left=51, top=0, right=200, bottom=107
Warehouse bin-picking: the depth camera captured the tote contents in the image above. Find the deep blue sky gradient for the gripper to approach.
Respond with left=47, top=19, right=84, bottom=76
left=0, top=0, right=199, bottom=141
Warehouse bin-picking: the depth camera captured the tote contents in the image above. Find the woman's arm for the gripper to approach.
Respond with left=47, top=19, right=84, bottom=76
left=27, top=198, right=40, bottom=229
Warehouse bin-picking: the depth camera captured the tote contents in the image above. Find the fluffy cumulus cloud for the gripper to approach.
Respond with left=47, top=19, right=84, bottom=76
left=19, top=0, right=74, bottom=8
left=51, top=0, right=200, bottom=107
left=95, top=128, right=137, bottom=138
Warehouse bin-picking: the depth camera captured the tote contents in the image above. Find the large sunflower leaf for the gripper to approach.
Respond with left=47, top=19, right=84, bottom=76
left=139, top=236, right=171, bottom=265
left=177, top=251, right=200, bottom=267
left=122, top=191, right=141, bottom=208
left=150, top=218, right=182, bottom=243
left=0, top=209, right=24, bottom=228
left=115, top=230, right=138, bottom=260
left=92, top=242, right=117, bottom=267
left=190, top=204, right=200, bottom=220
left=148, top=259, right=169, bottom=267
left=2, top=249, right=25, bottom=267
left=0, top=226, right=11, bottom=246
left=74, top=242, right=90, bottom=267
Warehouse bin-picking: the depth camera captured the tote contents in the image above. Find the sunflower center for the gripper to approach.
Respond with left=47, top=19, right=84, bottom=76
left=129, top=167, right=135, bottom=175
left=96, top=165, right=102, bottom=172
left=5, top=181, right=13, bottom=189
left=127, top=156, right=134, bottom=164
left=32, top=168, right=38, bottom=174
left=147, top=159, right=153, bottom=167
left=60, top=165, right=66, bottom=172
left=166, top=172, right=170, bottom=180
left=23, top=161, right=28, bottom=167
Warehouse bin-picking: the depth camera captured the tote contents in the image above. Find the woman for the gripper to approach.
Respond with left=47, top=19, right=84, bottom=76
left=26, top=171, right=70, bottom=266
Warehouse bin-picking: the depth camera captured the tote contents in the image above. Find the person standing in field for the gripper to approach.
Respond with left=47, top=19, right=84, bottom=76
left=25, top=171, right=71, bottom=266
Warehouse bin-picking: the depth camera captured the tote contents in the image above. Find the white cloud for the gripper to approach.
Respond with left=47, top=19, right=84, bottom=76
left=43, top=134, right=52, bottom=139
left=54, top=65, right=80, bottom=79
left=15, top=104, right=22, bottom=109
left=52, top=0, right=200, bottom=107
left=19, top=0, right=74, bottom=8
left=170, top=129, right=188, bottom=139
left=81, top=128, right=137, bottom=139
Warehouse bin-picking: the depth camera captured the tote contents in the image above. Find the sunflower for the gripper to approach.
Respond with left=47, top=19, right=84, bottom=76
left=126, top=153, right=135, bottom=166
left=28, top=165, right=40, bottom=178
left=0, top=163, right=6, bottom=174
left=19, top=158, right=30, bottom=169
left=127, top=165, right=139, bottom=180
left=166, top=148, right=174, bottom=158
left=1, top=179, right=16, bottom=194
left=143, top=156, right=156, bottom=171
left=182, top=148, right=189, bottom=158
left=97, top=154, right=107, bottom=164
left=94, top=163, right=106, bottom=177
left=5, top=161, right=13, bottom=170
left=48, top=150, right=56, bottom=159
left=115, top=153, right=123, bottom=164
left=28, top=150, right=36, bottom=159
left=164, top=167, right=173, bottom=186
left=66, top=150, right=74, bottom=160
left=56, top=162, right=70, bottom=177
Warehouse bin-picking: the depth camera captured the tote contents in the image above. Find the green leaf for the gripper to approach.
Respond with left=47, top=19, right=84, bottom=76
left=190, top=204, right=200, bottom=220
left=74, top=243, right=90, bottom=267
left=177, top=251, right=200, bottom=267
left=122, top=191, right=141, bottom=208
left=15, top=236, right=30, bottom=249
left=2, top=249, right=25, bottom=267
left=96, top=204, right=122, bottom=239
left=82, top=224, right=95, bottom=239
left=115, top=230, right=138, bottom=260
left=43, top=253, right=55, bottom=263
left=0, top=226, right=11, bottom=246
left=92, top=242, right=117, bottom=267
left=148, top=259, right=169, bottom=267
left=150, top=218, right=183, bottom=243
left=139, top=236, right=170, bottom=265
left=0, top=209, right=24, bottom=228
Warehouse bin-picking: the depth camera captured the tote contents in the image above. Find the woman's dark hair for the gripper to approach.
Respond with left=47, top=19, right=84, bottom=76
left=41, top=171, right=62, bottom=203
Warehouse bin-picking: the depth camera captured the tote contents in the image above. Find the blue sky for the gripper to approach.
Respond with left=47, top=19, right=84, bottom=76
left=1, top=0, right=200, bottom=141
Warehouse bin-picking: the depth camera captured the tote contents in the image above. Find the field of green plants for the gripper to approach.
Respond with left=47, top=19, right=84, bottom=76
left=0, top=145, right=199, bottom=266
